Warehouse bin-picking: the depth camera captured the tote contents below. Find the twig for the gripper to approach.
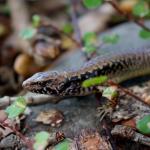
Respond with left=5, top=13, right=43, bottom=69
left=70, top=0, right=92, bottom=60
left=7, top=0, right=32, bottom=55
left=111, top=125, right=150, bottom=147
left=105, top=0, right=150, bottom=32
left=108, top=81, right=149, bottom=106
left=0, top=94, right=61, bottom=109
left=69, top=0, right=83, bottom=46
left=1, top=122, right=33, bottom=150
left=7, top=0, right=29, bottom=33
left=101, top=120, right=117, bottom=150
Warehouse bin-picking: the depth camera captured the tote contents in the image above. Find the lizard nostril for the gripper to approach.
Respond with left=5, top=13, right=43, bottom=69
left=22, top=78, right=35, bottom=89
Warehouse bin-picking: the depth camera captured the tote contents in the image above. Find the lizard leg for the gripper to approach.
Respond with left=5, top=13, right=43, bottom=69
left=96, top=86, right=119, bottom=121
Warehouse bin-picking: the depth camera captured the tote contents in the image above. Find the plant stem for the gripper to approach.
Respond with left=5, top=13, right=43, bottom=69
left=108, top=81, right=149, bottom=106
left=105, top=0, right=150, bottom=32
left=1, top=122, right=33, bottom=150
left=70, top=0, right=83, bottom=46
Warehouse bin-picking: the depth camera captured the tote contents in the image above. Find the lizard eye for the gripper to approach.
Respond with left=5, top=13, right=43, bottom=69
left=46, top=80, right=52, bottom=86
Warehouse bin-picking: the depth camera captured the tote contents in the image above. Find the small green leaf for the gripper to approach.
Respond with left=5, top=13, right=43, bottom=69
left=34, top=131, right=49, bottom=142
left=32, top=14, right=41, bottom=27
left=83, top=0, right=103, bottom=9
left=83, top=32, right=97, bottom=45
left=5, top=97, right=26, bottom=119
left=132, top=2, right=149, bottom=17
left=102, top=34, right=119, bottom=44
left=84, top=44, right=96, bottom=54
left=102, top=87, right=118, bottom=100
left=83, top=32, right=97, bottom=54
left=63, top=23, right=74, bottom=34
left=136, top=115, right=150, bottom=134
left=83, top=32, right=97, bottom=53
left=54, top=139, right=72, bottom=150
left=20, top=27, right=36, bottom=40
left=33, top=131, right=50, bottom=150
left=82, top=75, right=108, bottom=88
left=139, top=29, right=150, bottom=39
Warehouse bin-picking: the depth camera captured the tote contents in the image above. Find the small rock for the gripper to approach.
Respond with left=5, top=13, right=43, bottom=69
left=75, top=129, right=112, bottom=150
left=35, top=109, right=64, bottom=127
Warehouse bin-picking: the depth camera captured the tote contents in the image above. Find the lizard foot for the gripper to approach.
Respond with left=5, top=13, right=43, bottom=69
left=96, top=105, right=113, bottom=122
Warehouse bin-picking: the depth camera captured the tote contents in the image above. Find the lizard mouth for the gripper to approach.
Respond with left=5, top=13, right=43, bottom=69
left=22, top=79, right=30, bottom=90
left=22, top=80, right=45, bottom=94
left=22, top=78, right=39, bottom=91
left=22, top=79, right=59, bottom=95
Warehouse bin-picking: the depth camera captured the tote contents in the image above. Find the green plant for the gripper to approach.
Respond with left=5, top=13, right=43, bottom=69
left=136, top=115, right=150, bottom=134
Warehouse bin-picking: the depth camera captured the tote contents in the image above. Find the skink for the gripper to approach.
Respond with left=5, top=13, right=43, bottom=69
left=22, top=46, right=150, bottom=97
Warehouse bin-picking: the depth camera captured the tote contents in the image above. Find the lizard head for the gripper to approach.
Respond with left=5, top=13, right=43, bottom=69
left=22, top=71, right=66, bottom=96
left=22, top=71, right=88, bottom=97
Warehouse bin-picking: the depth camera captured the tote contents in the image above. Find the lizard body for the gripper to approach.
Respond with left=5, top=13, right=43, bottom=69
left=23, top=46, right=150, bottom=97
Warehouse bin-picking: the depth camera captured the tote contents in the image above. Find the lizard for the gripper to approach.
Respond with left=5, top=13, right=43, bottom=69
left=23, top=46, right=150, bottom=97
